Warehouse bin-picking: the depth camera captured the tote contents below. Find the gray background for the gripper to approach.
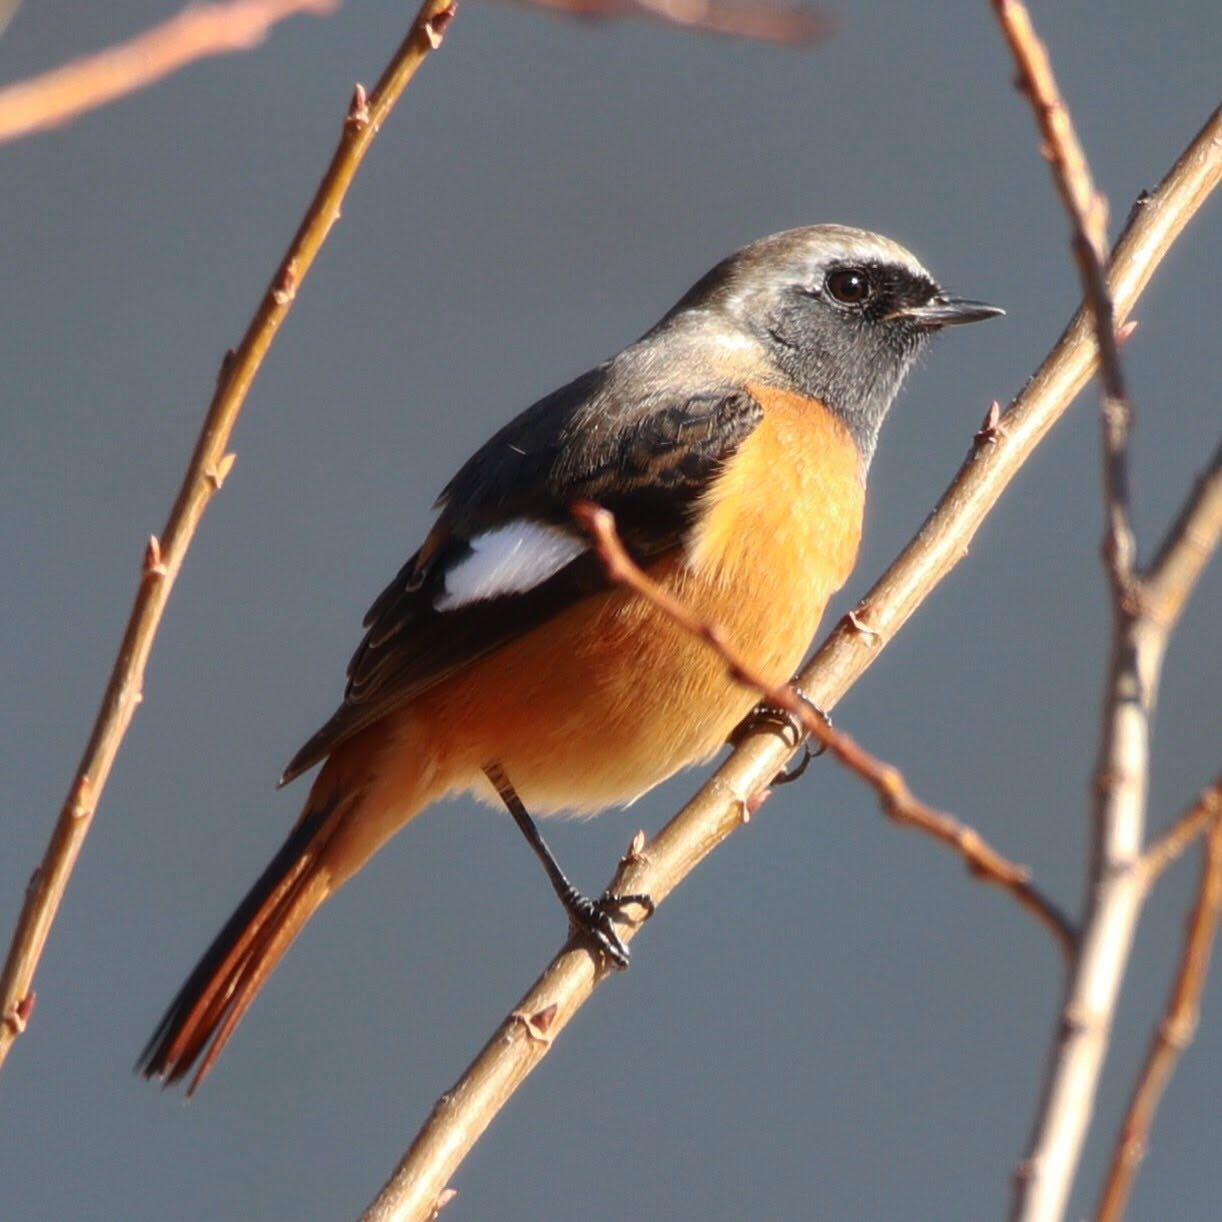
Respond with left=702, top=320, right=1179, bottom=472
left=2, top=2, right=1218, bottom=1218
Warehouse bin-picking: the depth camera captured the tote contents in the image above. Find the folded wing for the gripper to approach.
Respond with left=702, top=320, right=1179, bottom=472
left=280, top=379, right=763, bottom=785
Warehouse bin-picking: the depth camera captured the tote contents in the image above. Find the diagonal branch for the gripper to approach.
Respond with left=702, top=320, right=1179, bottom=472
left=1138, top=777, right=1222, bottom=894
left=0, top=0, right=340, bottom=145
left=573, top=502, right=1075, bottom=954
left=358, top=105, right=1222, bottom=1222
left=0, top=0, right=22, bottom=42
left=1140, top=779, right=1222, bottom=892
left=1143, top=436, right=1222, bottom=628
left=0, top=0, right=458, bottom=1071
left=1097, top=806, right=1222, bottom=1222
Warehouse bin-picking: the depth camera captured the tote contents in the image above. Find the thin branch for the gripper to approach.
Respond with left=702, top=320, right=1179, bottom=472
left=0, top=0, right=339, bottom=145
left=1143, top=436, right=1222, bottom=628
left=0, top=0, right=458, bottom=1069
left=574, top=502, right=1076, bottom=954
left=0, top=0, right=23, bottom=43
left=0, top=0, right=828, bottom=149
left=1140, top=779, right=1222, bottom=891
left=1097, top=808, right=1222, bottom=1222
left=359, top=105, right=1222, bottom=1222
left=994, top=8, right=1219, bottom=1216
left=993, top=0, right=1137, bottom=597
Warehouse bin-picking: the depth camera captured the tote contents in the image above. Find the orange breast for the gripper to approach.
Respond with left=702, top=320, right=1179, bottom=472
left=683, top=381, right=865, bottom=675
left=402, top=385, right=866, bottom=816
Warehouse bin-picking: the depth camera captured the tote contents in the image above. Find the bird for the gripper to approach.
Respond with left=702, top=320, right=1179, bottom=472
left=139, top=224, right=1001, bottom=1092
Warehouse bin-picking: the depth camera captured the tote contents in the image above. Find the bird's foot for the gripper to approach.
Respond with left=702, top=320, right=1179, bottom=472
left=733, top=685, right=832, bottom=785
left=561, top=887, right=654, bottom=969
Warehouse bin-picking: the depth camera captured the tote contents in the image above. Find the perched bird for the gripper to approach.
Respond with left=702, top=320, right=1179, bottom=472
left=140, top=224, right=1001, bottom=1092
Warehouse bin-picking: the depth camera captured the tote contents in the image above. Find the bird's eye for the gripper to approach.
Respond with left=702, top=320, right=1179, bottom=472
left=825, top=267, right=873, bottom=306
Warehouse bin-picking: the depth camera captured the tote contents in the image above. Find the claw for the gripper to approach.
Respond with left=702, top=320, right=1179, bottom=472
left=733, top=685, right=833, bottom=783
left=563, top=889, right=653, bottom=968
left=603, top=891, right=655, bottom=919
left=773, top=743, right=814, bottom=785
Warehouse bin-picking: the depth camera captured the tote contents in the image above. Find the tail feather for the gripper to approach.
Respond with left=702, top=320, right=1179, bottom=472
left=137, top=801, right=338, bottom=1094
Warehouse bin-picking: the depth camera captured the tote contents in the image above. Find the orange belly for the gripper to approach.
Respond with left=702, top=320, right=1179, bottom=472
left=404, top=384, right=866, bottom=815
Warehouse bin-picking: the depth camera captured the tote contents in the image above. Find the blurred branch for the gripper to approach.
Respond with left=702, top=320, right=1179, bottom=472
left=505, top=0, right=831, bottom=44
left=0, top=0, right=826, bottom=149
left=0, top=0, right=22, bottom=43
left=358, top=104, right=1222, bottom=1222
left=994, top=4, right=1221, bottom=1215
left=0, top=0, right=458, bottom=1071
left=0, top=0, right=339, bottom=145
left=1097, top=807, right=1222, bottom=1222
left=1143, top=436, right=1222, bottom=627
left=574, top=502, right=1076, bottom=954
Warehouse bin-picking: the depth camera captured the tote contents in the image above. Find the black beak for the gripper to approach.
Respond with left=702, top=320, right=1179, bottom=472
left=902, top=295, right=1006, bottom=328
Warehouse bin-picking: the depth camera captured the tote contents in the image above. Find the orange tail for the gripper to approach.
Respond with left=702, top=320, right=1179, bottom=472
left=137, top=797, right=343, bottom=1095
left=140, top=713, right=444, bottom=1094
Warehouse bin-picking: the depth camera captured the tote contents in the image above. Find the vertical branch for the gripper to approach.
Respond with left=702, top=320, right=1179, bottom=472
left=0, top=0, right=458, bottom=1072
left=993, top=9, right=1221, bottom=1221
left=1009, top=417, right=1220, bottom=1217
left=993, top=0, right=1136, bottom=594
left=1098, top=797, right=1222, bottom=1221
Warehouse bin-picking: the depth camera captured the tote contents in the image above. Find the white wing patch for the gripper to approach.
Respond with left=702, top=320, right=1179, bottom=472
left=434, top=520, right=587, bottom=611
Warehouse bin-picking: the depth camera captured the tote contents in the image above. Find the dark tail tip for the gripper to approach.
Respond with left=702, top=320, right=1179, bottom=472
left=137, top=804, right=331, bottom=1090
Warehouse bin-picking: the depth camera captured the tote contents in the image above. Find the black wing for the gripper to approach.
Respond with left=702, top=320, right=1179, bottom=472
left=279, top=378, right=762, bottom=785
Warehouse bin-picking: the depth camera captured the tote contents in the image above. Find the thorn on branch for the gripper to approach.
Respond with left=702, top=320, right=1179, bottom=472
left=1061, top=1003, right=1093, bottom=1038
left=1013, top=1157, right=1038, bottom=1186
left=205, top=452, right=237, bottom=490
left=272, top=261, right=298, bottom=306
left=745, top=788, right=772, bottom=818
left=1158, top=1011, right=1197, bottom=1052
left=144, top=535, right=168, bottom=578
left=512, top=1004, right=558, bottom=1044
left=844, top=607, right=882, bottom=644
left=346, top=82, right=370, bottom=129
left=216, top=348, right=237, bottom=386
left=423, top=3, right=457, bottom=49
left=620, top=830, right=650, bottom=868
left=429, top=1187, right=458, bottom=1218
left=67, top=775, right=95, bottom=821
left=975, top=401, right=1006, bottom=447
left=4, top=992, right=35, bottom=1035
left=1122, top=190, right=1153, bottom=233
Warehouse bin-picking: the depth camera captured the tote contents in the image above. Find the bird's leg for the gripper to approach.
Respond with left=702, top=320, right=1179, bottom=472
left=731, top=684, right=833, bottom=785
left=483, top=763, right=653, bottom=969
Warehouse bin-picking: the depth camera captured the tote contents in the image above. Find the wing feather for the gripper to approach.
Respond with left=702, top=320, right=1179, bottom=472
left=279, top=382, right=763, bottom=785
